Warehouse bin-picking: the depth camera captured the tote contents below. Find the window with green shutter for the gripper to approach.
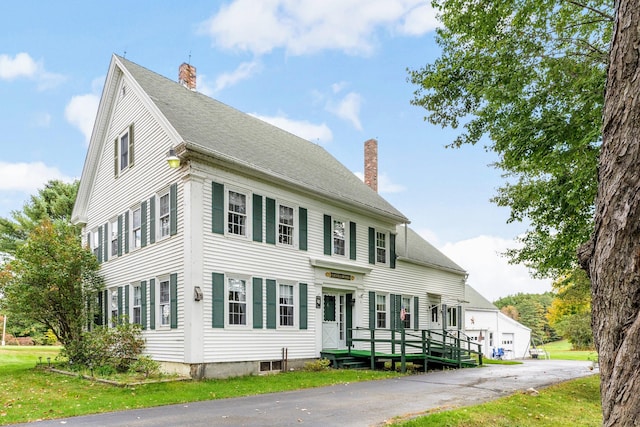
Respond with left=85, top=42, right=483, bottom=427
left=266, top=279, right=276, bottom=329
left=368, top=227, right=376, bottom=264
left=170, top=183, right=178, bottom=236
left=349, top=222, right=356, bottom=260
left=299, top=283, right=307, bottom=330
left=414, top=297, right=419, bottom=330
left=124, top=211, right=130, bottom=254
left=149, top=196, right=156, bottom=244
left=141, top=280, right=147, bottom=330
left=368, top=291, right=376, bottom=329
left=265, top=197, right=276, bottom=244
left=253, top=194, right=263, bottom=242
left=323, top=215, right=332, bottom=255
left=390, top=233, right=396, bottom=269
left=170, top=273, right=178, bottom=328
left=149, top=278, right=156, bottom=330
left=253, top=278, right=263, bottom=329
left=299, top=207, right=307, bottom=251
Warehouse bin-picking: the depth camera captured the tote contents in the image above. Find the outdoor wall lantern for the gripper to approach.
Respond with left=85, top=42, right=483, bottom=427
left=350, top=297, right=356, bottom=307
left=166, top=148, right=180, bottom=168
left=194, top=286, right=203, bottom=301
left=316, top=295, right=321, bottom=309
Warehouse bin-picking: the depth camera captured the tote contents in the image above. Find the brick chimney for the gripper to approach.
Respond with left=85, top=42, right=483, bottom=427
left=364, top=138, right=378, bottom=192
left=178, top=63, right=196, bottom=90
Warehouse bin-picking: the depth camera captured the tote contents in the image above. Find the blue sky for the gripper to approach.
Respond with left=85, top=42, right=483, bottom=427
left=0, top=0, right=551, bottom=301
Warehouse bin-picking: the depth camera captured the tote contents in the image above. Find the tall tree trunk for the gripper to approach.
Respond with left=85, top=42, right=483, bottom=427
left=579, top=0, right=640, bottom=424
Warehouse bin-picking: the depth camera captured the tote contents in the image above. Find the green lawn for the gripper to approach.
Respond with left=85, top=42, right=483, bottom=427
left=542, top=340, right=598, bottom=362
left=0, top=346, right=399, bottom=425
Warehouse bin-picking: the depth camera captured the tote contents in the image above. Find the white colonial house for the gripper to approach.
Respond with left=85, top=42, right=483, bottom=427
left=71, top=55, right=473, bottom=378
left=464, top=285, right=532, bottom=359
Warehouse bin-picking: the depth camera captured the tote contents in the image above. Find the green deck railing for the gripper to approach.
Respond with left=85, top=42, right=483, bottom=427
left=347, top=327, right=483, bottom=372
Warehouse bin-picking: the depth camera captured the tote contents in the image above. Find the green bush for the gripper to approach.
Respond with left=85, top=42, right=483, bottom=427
left=129, top=355, right=160, bottom=378
left=303, top=358, right=332, bottom=371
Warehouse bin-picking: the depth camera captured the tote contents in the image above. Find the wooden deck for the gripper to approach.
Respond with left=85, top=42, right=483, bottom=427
left=321, top=328, right=482, bottom=372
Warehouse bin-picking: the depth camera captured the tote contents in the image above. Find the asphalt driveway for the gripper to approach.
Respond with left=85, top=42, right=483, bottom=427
left=13, top=359, right=596, bottom=427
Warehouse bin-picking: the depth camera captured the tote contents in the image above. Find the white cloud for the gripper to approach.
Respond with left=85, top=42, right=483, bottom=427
left=201, top=0, right=436, bottom=56
left=250, top=113, right=333, bottom=144
left=0, top=52, right=65, bottom=90
left=431, top=234, right=553, bottom=302
left=0, top=162, right=74, bottom=193
left=65, top=94, right=99, bottom=144
left=31, top=112, right=51, bottom=127
left=327, top=92, right=363, bottom=130
left=212, top=60, right=262, bottom=94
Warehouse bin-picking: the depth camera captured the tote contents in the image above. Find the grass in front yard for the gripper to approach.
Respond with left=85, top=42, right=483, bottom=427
left=394, top=374, right=601, bottom=426
left=0, top=346, right=400, bottom=425
left=542, top=340, right=598, bottom=362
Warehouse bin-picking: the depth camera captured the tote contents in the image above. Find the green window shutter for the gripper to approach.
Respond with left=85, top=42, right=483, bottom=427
left=212, top=272, right=224, bottom=328
left=253, top=194, right=263, bottom=242
left=390, top=294, right=396, bottom=331
left=349, top=221, right=356, bottom=260
left=414, top=297, right=419, bottom=330
left=141, top=201, right=148, bottom=247
left=368, top=227, right=375, bottom=264
left=170, top=183, right=178, bottom=236
left=114, top=138, right=119, bottom=178
left=368, top=291, right=376, bottom=329
left=253, top=277, right=263, bottom=329
left=149, top=196, right=156, bottom=244
left=103, top=289, right=108, bottom=326
left=128, top=124, right=135, bottom=168
left=390, top=233, right=396, bottom=269
left=150, top=279, right=156, bottom=330
left=299, top=283, right=308, bottom=330
left=299, top=207, right=307, bottom=251
left=117, top=215, right=123, bottom=256
left=141, top=281, right=147, bottom=330
left=323, top=214, right=331, bottom=255
left=170, top=273, right=178, bottom=329
left=346, top=293, right=353, bottom=342
left=457, top=305, right=462, bottom=330
left=124, top=212, right=130, bottom=254
left=117, top=286, right=123, bottom=324
left=124, top=284, right=130, bottom=322
left=97, top=226, right=103, bottom=263
left=212, top=182, right=224, bottom=234
left=103, top=222, right=109, bottom=261
left=265, top=197, right=276, bottom=245
left=266, top=279, right=276, bottom=329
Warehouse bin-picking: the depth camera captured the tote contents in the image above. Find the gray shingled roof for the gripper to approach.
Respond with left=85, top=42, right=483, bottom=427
left=465, top=284, right=498, bottom=310
left=117, top=56, right=408, bottom=223
left=395, top=225, right=466, bottom=274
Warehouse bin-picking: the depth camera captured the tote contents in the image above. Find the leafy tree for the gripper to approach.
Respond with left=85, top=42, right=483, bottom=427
left=546, top=269, right=593, bottom=349
left=0, top=180, right=79, bottom=255
left=0, top=220, right=102, bottom=349
left=408, top=0, right=612, bottom=277
left=578, top=0, right=640, bottom=423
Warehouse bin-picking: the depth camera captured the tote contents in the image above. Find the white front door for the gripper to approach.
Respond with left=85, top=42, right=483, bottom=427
left=322, top=293, right=346, bottom=349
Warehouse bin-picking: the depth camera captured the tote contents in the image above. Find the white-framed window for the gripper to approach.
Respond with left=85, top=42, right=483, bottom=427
left=333, top=219, right=346, bottom=256
left=431, top=305, right=439, bottom=323
left=119, top=130, right=130, bottom=171
left=159, top=190, right=170, bottom=238
left=132, top=206, right=141, bottom=249
left=447, top=306, right=458, bottom=328
left=278, top=204, right=294, bottom=245
left=110, top=218, right=118, bottom=257
left=91, top=229, right=99, bottom=258
left=376, top=231, right=387, bottom=263
left=376, top=294, right=387, bottom=328
left=401, top=296, right=412, bottom=329
left=279, top=283, right=295, bottom=327
left=133, top=284, right=142, bottom=325
left=159, top=279, right=170, bottom=326
left=228, top=278, right=247, bottom=326
left=110, top=288, right=119, bottom=327
left=228, top=190, right=247, bottom=236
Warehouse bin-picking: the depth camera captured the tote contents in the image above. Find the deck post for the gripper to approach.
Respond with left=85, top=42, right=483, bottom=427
left=400, top=327, right=406, bottom=373
left=370, top=328, right=376, bottom=370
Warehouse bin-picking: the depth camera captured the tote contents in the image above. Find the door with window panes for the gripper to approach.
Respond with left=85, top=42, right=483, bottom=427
left=322, top=293, right=347, bottom=349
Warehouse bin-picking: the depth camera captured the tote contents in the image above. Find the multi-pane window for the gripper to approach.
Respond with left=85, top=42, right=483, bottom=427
left=228, top=191, right=246, bottom=236
left=110, top=288, right=118, bottom=327
left=228, top=278, right=247, bottom=325
left=333, top=220, right=345, bottom=256
left=278, top=205, right=294, bottom=245
left=159, top=192, right=170, bottom=238
left=279, top=284, right=294, bottom=326
left=160, top=280, right=170, bottom=326
left=447, top=306, right=458, bottom=328
left=376, top=294, right=387, bottom=328
left=376, top=232, right=387, bottom=263
left=110, top=219, right=118, bottom=256
left=120, top=132, right=129, bottom=171
left=133, top=285, right=141, bottom=325
left=401, top=296, right=412, bottom=329
left=132, top=207, right=141, bottom=249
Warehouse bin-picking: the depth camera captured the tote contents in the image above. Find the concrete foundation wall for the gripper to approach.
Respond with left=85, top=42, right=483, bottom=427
left=159, top=357, right=318, bottom=380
